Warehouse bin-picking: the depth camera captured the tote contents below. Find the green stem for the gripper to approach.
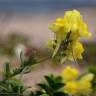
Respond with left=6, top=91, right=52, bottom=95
left=0, top=85, right=8, bottom=91
left=9, top=56, right=50, bottom=79
left=36, top=56, right=50, bottom=64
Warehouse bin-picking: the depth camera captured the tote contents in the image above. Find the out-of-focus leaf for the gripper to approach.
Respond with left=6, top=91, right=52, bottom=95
left=36, top=75, right=67, bottom=96
left=3, top=63, right=11, bottom=80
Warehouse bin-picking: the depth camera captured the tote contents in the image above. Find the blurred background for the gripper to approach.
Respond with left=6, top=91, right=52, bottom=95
left=0, top=0, right=96, bottom=88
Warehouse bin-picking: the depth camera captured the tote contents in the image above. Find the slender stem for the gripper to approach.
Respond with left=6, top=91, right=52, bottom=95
left=11, top=56, right=50, bottom=79
left=36, top=56, right=50, bottom=64
left=17, top=56, right=50, bottom=95
left=18, top=70, right=25, bottom=96
left=19, top=56, right=50, bottom=91
left=19, top=67, right=28, bottom=80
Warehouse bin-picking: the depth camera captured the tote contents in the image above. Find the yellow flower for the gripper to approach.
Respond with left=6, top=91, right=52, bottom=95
left=77, top=81, right=92, bottom=94
left=62, top=67, right=94, bottom=95
left=77, top=73, right=94, bottom=94
left=55, top=18, right=65, bottom=26
left=73, top=41, right=84, bottom=59
left=64, top=81, right=78, bottom=95
left=80, top=73, right=94, bottom=82
left=60, top=41, right=84, bottom=63
left=79, top=22, right=92, bottom=37
left=61, top=66, right=79, bottom=81
left=64, top=10, right=82, bottom=33
left=49, top=10, right=91, bottom=41
left=61, top=66, right=94, bottom=95
left=48, top=10, right=92, bottom=63
left=64, top=10, right=91, bottom=39
left=64, top=76, right=93, bottom=95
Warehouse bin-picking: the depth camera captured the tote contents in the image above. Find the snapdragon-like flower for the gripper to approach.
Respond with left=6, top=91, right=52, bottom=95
left=61, top=66, right=94, bottom=95
left=48, top=10, right=91, bottom=63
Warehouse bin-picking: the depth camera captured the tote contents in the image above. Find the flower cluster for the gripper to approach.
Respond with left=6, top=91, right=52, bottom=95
left=48, top=10, right=91, bottom=63
left=61, top=66, right=94, bottom=95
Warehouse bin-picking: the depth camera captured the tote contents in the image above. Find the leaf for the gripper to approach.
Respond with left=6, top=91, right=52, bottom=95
left=37, top=83, right=53, bottom=96
left=30, top=91, right=44, bottom=96
left=54, top=92, right=68, bottom=96
left=40, top=94, right=49, bottom=96
left=44, top=75, right=55, bottom=88
left=37, top=75, right=67, bottom=96
left=44, top=75, right=64, bottom=90
left=88, top=65, right=96, bottom=75
left=52, top=83, right=65, bottom=90
left=3, top=63, right=11, bottom=80
left=55, top=76, right=63, bottom=82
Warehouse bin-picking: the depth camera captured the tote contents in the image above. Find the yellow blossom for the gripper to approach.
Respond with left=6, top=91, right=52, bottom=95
left=73, top=41, right=84, bottom=59
left=61, top=67, right=94, bottom=95
left=64, top=10, right=91, bottom=38
left=60, top=41, right=84, bottom=63
left=55, top=18, right=65, bottom=26
left=61, top=66, right=79, bottom=81
left=64, top=78, right=93, bottom=95
left=80, top=73, right=94, bottom=82
left=77, top=73, right=94, bottom=94
left=64, top=81, right=78, bottom=95
left=63, top=10, right=82, bottom=34
left=48, top=9, right=92, bottom=63
left=49, top=10, right=91, bottom=42
left=77, top=81, right=92, bottom=94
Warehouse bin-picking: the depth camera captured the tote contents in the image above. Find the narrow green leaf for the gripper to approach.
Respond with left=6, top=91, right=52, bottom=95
left=3, top=63, right=11, bottom=79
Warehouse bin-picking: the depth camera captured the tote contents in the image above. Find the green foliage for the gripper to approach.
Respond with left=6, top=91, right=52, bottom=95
left=88, top=65, right=96, bottom=93
left=32, top=75, right=68, bottom=96
left=88, top=65, right=96, bottom=75
left=0, top=51, right=38, bottom=95
left=0, top=78, right=26, bottom=95
left=11, top=52, right=37, bottom=77
left=2, top=52, right=37, bottom=81
left=0, top=49, right=52, bottom=96
left=3, top=62, right=11, bottom=80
